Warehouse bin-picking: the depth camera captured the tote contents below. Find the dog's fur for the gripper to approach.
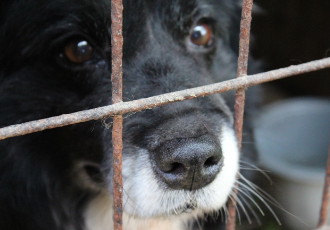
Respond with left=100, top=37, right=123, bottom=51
left=0, top=0, right=257, bottom=229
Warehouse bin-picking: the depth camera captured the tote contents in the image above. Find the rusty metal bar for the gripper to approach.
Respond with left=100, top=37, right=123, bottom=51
left=226, top=0, right=253, bottom=229
left=234, top=0, right=253, bottom=147
left=111, top=0, right=123, bottom=229
left=112, top=116, right=123, bottom=230
left=1, top=57, right=330, bottom=141
left=318, top=141, right=330, bottom=228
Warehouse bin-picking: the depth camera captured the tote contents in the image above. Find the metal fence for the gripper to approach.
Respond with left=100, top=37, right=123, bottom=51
left=0, top=0, right=330, bottom=230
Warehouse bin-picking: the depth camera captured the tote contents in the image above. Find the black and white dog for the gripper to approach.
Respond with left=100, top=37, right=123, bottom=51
left=0, top=0, right=258, bottom=229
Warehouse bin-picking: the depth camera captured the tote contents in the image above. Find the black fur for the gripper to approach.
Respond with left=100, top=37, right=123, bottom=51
left=0, top=0, right=257, bottom=229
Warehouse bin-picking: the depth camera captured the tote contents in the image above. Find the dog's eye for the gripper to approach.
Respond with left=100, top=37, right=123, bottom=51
left=189, top=23, right=213, bottom=47
left=63, top=40, right=94, bottom=64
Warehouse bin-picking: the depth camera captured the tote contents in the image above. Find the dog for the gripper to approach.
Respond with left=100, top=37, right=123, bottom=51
left=0, top=0, right=259, bottom=229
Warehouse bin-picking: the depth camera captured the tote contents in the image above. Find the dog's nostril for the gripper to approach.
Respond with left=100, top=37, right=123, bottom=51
left=204, top=156, right=220, bottom=167
left=84, top=164, right=103, bottom=183
left=166, top=162, right=185, bottom=174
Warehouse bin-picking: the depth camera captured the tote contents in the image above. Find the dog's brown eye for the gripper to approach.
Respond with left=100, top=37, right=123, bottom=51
left=64, top=40, right=94, bottom=63
left=190, top=24, right=213, bottom=47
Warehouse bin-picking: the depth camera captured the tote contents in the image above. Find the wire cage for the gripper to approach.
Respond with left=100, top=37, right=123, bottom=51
left=0, top=0, right=330, bottom=230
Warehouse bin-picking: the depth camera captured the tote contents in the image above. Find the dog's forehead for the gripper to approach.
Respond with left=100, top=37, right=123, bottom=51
left=128, top=0, right=222, bottom=29
left=122, top=0, right=231, bottom=44
left=1, top=0, right=234, bottom=35
left=1, top=0, right=232, bottom=38
left=123, top=0, right=212, bottom=30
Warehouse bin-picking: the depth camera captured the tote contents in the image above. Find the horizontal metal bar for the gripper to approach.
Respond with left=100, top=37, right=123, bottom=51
left=1, top=57, right=330, bottom=141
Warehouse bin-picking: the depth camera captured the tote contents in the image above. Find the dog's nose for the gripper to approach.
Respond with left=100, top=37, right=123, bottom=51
left=152, top=136, right=223, bottom=190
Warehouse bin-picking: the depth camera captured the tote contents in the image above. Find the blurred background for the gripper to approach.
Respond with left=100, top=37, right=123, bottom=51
left=252, top=0, right=330, bottom=99
left=238, top=1, right=330, bottom=229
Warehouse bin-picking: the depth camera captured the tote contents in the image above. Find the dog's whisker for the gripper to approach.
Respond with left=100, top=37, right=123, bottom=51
left=122, top=190, right=137, bottom=211
left=232, top=188, right=252, bottom=224
left=239, top=174, right=283, bottom=210
left=241, top=141, right=255, bottom=145
left=237, top=178, right=282, bottom=225
left=192, top=214, right=203, bottom=230
left=228, top=193, right=242, bottom=225
left=218, top=208, right=224, bottom=223
left=238, top=193, right=262, bottom=226
left=236, top=185, right=265, bottom=216
left=223, top=201, right=229, bottom=223
left=239, top=161, right=273, bottom=183
left=122, top=180, right=141, bottom=211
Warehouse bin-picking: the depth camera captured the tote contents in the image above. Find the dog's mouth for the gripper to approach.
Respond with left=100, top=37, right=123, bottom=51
left=170, top=200, right=198, bottom=215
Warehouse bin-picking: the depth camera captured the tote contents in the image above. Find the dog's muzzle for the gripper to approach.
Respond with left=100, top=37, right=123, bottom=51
left=152, top=135, right=223, bottom=191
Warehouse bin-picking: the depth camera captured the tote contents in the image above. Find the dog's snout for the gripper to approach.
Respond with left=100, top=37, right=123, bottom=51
left=153, top=136, right=223, bottom=191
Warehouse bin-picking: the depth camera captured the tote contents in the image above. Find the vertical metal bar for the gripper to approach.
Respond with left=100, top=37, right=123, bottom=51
left=111, top=0, right=123, bottom=230
left=226, top=0, right=253, bottom=229
left=112, top=116, right=123, bottom=230
left=317, top=141, right=330, bottom=228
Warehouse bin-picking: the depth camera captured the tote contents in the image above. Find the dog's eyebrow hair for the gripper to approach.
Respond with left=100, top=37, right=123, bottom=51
left=181, top=4, right=217, bottom=22
left=157, top=2, right=220, bottom=38
left=197, top=4, right=217, bottom=17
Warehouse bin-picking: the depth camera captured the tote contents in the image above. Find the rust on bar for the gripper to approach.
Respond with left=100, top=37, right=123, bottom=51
left=235, top=0, right=253, bottom=80
left=110, top=0, right=123, bottom=229
left=233, top=0, right=254, bottom=147
left=112, top=115, right=123, bottom=230
left=111, top=0, right=123, bottom=105
left=318, top=141, right=330, bottom=228
left=1, top=57, right=330, bottom=141
left=226, top=0, right=253, bottom=229
left=234, top=88, right=246, bottom=149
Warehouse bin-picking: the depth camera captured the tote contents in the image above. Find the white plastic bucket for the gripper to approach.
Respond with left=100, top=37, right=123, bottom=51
left=254, top=98, right=330, bottom=229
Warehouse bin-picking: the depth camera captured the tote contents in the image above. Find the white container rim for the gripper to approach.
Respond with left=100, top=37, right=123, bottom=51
left=254, top=97, right=330, bottom=184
